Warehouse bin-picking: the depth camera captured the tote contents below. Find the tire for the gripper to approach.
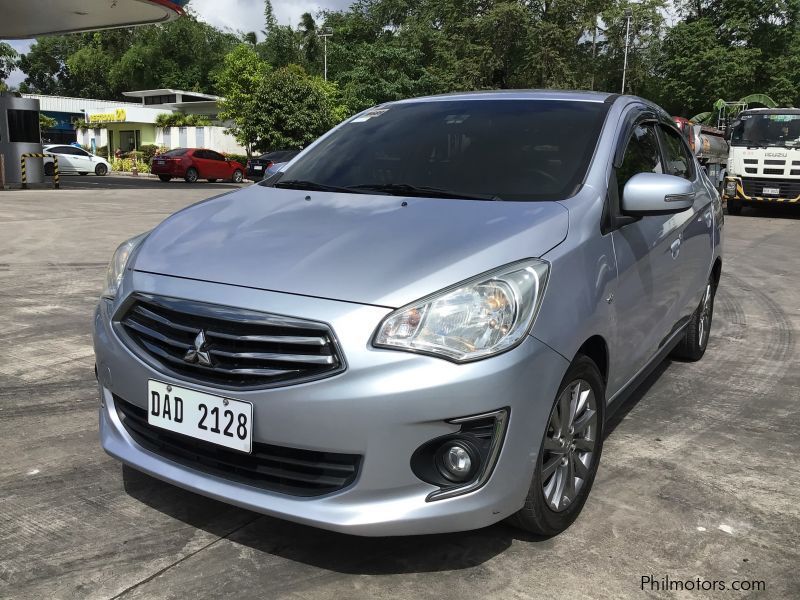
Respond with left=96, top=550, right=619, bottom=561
left=44, top=162, right=55, bottom=176
left=158, top=175, right=172, bottom=182
left=727, top=199, right=742, bottom=215
left=95, top=163, right=108, bottom=176
left=232, top=169, right=244, bottom=183
left=184, top=168, right=199, bottom=183
left=671, top=276, right=716, bottom=361
left=207, top=179, right=218, bottom=183
left=508, top=354, right=605, bottom=537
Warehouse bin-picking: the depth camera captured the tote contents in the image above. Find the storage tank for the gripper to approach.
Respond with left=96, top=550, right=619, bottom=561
left=0, top=93, right=44, bottom=184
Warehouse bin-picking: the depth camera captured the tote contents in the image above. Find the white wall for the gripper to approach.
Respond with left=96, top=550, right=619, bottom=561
left=77, top=128, right=109, bottom=151
left=154, top=126, right=246, bottom=154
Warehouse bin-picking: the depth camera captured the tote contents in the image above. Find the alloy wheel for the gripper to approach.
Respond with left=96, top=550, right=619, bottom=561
left=698, top=283, right=713, bottom=347
left=541, top=379, right=598, bottom=512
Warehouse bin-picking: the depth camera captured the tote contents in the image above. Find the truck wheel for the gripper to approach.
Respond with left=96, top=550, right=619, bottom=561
left=727, top=199, right=742, bottom=216
left=508, top=355, right=604, bottom=536
left=671, top=276, right=716, bottom=361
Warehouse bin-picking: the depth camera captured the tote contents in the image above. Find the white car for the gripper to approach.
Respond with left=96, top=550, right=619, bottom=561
left=43, top=145, right=110, bottom=176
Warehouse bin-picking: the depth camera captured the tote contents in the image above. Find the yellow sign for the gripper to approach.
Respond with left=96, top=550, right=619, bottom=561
left=88, top=108, right=127, bottom=123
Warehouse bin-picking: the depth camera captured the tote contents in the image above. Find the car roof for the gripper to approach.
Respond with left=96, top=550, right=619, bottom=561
left=392, top=89, right=616, bottom=105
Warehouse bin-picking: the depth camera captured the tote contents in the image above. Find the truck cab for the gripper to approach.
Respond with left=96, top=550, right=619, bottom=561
left=723, top=108, right=800, bottom=214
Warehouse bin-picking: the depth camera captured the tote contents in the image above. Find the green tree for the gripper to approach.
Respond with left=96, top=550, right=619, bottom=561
left=0, top=42, right=17, bottom=87
left=216, top=45, right=272, bottom=155
left=251, top=65, right=345, bottom=151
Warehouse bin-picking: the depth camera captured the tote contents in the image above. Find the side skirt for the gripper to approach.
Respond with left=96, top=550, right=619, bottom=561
left=604, top=323, right=688, bottom=422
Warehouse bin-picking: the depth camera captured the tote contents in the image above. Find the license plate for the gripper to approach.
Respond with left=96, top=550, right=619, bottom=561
left=762, top=187, right=780, bottom=196
left=147, top=380, right=252, bottom=453
left=254, top=165, right=263, bottom=171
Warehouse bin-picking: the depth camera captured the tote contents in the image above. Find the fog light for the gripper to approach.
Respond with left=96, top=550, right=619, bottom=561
left=436, top=441, right=477, bottom=482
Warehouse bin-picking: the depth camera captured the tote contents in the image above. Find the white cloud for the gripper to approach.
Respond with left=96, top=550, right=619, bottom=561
left=190, top=0, right=354, bottom=35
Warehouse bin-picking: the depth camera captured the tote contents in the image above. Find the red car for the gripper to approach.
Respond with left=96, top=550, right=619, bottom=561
left=151, top=148, right=246, bottom=183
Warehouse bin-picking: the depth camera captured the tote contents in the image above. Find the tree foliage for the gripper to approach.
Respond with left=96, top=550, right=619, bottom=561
left=0, top=42, right=17, bottom=86
left=15, top=0, right=800, bottom=147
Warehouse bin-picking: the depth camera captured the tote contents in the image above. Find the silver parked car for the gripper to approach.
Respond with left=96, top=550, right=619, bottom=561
left=94, top=91, right=723, bottom=537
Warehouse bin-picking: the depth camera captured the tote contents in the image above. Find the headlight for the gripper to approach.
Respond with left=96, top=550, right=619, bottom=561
left=101, top=232, right=149, bottom=300
left=373, top=259, right=550, bottom=362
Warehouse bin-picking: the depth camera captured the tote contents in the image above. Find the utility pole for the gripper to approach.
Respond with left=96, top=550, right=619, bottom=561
left=318, top=27, right=333, bottom=81
left=621, top=8, right=633, bottom=95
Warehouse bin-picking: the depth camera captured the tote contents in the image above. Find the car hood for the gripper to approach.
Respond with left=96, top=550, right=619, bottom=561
left=134, top=186, right=569, bottom=308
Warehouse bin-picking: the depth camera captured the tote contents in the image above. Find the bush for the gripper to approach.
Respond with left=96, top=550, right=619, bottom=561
left=110, top=158, right=150, bottom=174
left=223, top=153, right=248, bottom=165
left=138, top=145, right=161, bottom=163
left=95, top=145, right=108, bottom=158
left=155, top=113, right=212, bottom=128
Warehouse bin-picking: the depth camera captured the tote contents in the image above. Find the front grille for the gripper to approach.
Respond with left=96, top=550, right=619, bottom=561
left=763, top=168, right=785, bottom=175
left=741, top=177, right=800, bottom=199
left=116, top=294, right=345, bottom=389
left=114, top=395, right=361, bottom=496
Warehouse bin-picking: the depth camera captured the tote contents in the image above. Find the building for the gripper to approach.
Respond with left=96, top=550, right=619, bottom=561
left=24, top=89, right=246, bottom=158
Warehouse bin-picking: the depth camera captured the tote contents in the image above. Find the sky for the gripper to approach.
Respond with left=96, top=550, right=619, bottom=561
left=3, top=0, right=354, bottom=87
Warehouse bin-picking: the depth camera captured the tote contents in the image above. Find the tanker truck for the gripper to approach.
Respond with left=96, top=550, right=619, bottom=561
left=722, top=108, right=800, bottom=215
left=673, top=117, right=729, bottom=191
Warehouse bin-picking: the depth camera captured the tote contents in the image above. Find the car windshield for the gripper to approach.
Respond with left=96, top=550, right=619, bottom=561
left=275, top=99, right=609, bottom=201
left=731, top=113, right=800, bottom=148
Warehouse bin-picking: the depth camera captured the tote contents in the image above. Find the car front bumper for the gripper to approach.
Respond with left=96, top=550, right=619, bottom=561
left=94, top=271, right=569, bottom=536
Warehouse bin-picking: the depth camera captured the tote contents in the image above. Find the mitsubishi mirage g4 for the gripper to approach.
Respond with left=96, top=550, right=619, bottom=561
left=94, top=91, right=723, bottom=537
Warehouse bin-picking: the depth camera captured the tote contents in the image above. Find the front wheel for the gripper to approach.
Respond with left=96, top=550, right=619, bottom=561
left=508, top=355, right=605, bottom=536
left=671, top=276, right=716, bottom=361
left=727, top=199, right=742, bottom=215
left=232, top=169, right=244, bottom=183
left=184, top=167, right=199, bottom=183
left=95, top=163, right=108, bottom=176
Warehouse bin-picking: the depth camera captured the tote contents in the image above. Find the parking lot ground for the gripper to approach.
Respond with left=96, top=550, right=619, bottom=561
left=1, top=182, right=798, bottom=600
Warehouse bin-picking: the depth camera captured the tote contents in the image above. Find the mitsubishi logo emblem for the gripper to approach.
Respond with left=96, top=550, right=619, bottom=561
left=184, top=330, right=212, bottom=366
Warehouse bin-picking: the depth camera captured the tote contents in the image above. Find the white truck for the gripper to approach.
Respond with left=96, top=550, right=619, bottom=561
left=723, top=108, right=800, bottom=215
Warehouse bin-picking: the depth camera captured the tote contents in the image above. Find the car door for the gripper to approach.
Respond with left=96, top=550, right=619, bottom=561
left=608, top=120, right=684, bottom=392
left=47, top=146, right=76, bottom=172
left=191, top=150, right=211, bottom=177
left=70, top=148, right=95, bottom=173
left=657, top=123, right=714, bottom=323
left=207, top=150, right=229, bottom=179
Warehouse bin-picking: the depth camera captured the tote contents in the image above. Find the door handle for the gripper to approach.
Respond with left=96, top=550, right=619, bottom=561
left=670, top=237, right=681, bottom=259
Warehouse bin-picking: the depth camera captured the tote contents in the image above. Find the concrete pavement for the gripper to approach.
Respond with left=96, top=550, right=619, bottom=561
left=0, top=182, right=798, bottom=599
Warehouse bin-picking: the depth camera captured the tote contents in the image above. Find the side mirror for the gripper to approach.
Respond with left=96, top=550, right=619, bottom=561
left=622, top=172, right=695, bottom=216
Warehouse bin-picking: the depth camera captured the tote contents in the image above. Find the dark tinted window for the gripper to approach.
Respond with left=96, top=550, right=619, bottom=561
left=163, top=148, right=188, bottom=157
left=8, top=109, right=40, bottom=143
left=277, top=100, right=609, bottom=201
left=261, top=150, right=297, bottom=161
left=617, top=124, right=663, bottom=197
left=659, top=125, right=693, bottom=180
left=207, top=150, right=226, bottom=161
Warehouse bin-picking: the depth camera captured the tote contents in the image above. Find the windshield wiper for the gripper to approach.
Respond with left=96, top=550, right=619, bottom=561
left=274, top=179, right=364, bottom=193
left=347, top=183, right=500, bottom=201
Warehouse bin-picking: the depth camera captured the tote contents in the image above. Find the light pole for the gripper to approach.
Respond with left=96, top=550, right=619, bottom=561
left=621, top=8, right=633, bottom=94
left=318, top=27, right=333, bottom=81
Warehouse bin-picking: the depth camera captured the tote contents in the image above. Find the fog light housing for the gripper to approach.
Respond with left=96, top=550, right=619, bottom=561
left=410, top=408, right=509, bottom=501
left=436, top=441, right=478, bottom=483
left=725, top=179, right=738, bottom=197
